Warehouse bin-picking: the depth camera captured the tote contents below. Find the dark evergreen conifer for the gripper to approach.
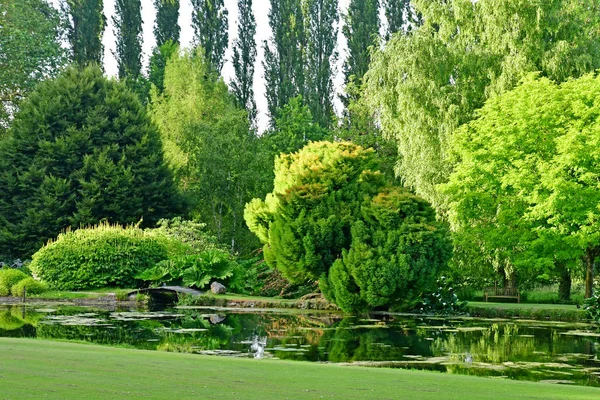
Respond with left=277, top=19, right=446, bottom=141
left=0, top=66, right=179, bottom=259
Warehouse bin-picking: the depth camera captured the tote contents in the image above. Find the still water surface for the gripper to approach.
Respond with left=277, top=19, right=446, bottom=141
left=1, top=304, right=600, bottom=386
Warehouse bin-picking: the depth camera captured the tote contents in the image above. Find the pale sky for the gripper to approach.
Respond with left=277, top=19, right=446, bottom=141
left=53, top=0, right=352, bottom=132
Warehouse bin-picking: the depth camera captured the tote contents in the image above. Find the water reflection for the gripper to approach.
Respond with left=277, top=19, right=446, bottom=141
left=1, top=305, right=600, bottom=386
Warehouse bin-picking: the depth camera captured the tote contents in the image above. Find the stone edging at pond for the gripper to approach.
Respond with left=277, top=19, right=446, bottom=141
left=0, top=295, right=139, bottom=310
left=0, top=293, right=340, bottom=311
left=180, top=295, right=341, bottom=311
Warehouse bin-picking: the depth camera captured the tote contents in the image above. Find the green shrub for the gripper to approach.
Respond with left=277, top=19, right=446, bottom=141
left=584, top=294, right=600, bottom=322
left=417, top=276, right=467, bottom=315
left=148, top=218, right=223, bottom=256
left=0, top=269, right=28, bottom=296
left=11, top=277, right=47, bottom=296
left=30, top=223, right=170, bottom=290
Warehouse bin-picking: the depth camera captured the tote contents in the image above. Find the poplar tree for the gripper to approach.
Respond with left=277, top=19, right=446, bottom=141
left=62, top=0, right=106, bottom=66
left=263, top=0, right=305, bottom=124
left=231, top=0, right=257, bottom=127
left=383, top=0, right=417, bottom=39
left=154, top=0, right=180, bottom=47
left=304, top=0, right=338, bottom=129
left=342, top=0, right=380, bottom=106
left=149, top=0, right=180, bottom=93
left=338, top=0, right=392, bottom=174
left=113, top=0, right=143, bottom=80
left=191, top=0, right=228, bottom=73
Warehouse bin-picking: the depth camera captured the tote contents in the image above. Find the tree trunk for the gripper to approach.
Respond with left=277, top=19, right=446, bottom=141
left=583, top=248, right=597, bottom=299
left=557, top=262, right=571, bottom=301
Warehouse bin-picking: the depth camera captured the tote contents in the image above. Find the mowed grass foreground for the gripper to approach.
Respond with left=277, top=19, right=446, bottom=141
left=1, top=339, right=599, bottom=399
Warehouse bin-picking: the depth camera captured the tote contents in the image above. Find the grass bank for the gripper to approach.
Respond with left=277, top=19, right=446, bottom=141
left=467, top=301, right=587, bottom=321
left=1, top=338, right=599, bottom=399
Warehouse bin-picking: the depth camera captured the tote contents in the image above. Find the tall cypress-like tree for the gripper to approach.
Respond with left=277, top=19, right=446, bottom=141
left=113, top=0, right=143, bottom=80
left=304, top=0, right=338, bottom=129
left=154, top=0, right=180, bottom=47
left=338, top=0, right=395, bottom=177
left=263, top=0, right=306, bottom=124
left=191, top=0, right=228, bottom=73
left=342, top=0, right=380, bottom=106
left=149, top=0, right=181, bottom=93
left=62, top=0, right=106, bottom=66
left=231, top=0, right=257, bottom=127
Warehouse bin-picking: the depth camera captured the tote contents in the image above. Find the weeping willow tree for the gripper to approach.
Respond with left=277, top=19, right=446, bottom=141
left=364, top=0, right=600, bottom=209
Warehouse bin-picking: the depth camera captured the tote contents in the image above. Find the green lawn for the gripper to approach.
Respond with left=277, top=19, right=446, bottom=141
left=468, top=301, right=581, bottom=311
left=1, top=338, right=598, bottom=399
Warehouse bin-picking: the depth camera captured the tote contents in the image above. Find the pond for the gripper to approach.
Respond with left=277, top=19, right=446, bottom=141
left=1, top=304, right=600, bottom=386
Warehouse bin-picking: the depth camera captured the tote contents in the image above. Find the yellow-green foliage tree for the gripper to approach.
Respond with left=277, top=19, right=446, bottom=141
left=245, top=141, right=451, bottom=312
left=150, top=47, right=269, bottom=254
left=442, top=74, right=600, bottom=298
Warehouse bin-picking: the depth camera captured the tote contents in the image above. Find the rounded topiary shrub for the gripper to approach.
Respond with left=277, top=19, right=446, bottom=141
left=30, top=223, right=171, bottom=290
left=11, top=277, right=47, bottom=297
left=0, top=269, right=29, bottom=296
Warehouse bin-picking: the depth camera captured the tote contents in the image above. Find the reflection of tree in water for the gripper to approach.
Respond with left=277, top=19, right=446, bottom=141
left=34, top=308, right=238, bottom=352
left=328, top=318, right=436, bottom=363
left=269, top=317, right=435, bottom=363
left=428, top=322, right=600, bottom=386
left=432, top=324, right=536, bottom=364
left=37, top=318, right=165, bottom=350
left=432, top=323, right=597, bottom=365
left=0, top=306, right=39, bottom=337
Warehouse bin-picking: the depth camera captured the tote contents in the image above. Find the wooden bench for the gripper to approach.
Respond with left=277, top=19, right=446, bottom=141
left=484, top=286, right=520, bottom=303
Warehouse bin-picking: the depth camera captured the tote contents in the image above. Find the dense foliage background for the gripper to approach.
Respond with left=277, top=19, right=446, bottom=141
left=1, top=0, right=599, bottom=307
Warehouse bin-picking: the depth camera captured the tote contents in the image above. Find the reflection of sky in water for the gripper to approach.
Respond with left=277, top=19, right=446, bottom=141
left=1, top=305, right=600, bottom=386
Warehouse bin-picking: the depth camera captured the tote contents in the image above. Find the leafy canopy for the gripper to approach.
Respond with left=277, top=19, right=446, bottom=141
left=442, top=74, right=600, bottom=296
left=365, top=0, right=600, bottom=208
left=150, top=47, right=268, bottom=254
left=0, top=0, right=67, bottom=132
